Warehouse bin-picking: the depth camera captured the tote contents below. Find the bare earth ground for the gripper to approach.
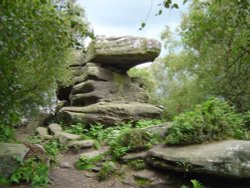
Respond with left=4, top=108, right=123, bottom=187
left=12, top=126, right=174, bottom=188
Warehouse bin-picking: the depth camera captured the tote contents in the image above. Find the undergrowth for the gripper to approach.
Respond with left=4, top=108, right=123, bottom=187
left=165, top=98, right=247, bottom=146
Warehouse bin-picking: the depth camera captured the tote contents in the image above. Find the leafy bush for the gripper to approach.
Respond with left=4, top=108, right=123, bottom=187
left=165, top=98, right=246, bottom=145
left=110, top=129, right=152, bottom=159
left=10, top=158, right=49, bottom=187
left=65, top=123, right=86, bottom=135
left=0, top=124, right=15, bottom=142
left=128, top=159, right=146, bottom=170
left=75, top=155, right=103, bottom=171
left=97, top=161, right=116, bottom=181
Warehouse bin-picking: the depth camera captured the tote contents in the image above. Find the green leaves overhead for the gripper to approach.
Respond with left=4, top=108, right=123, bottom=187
left=0, top=0, right=89, bottom=126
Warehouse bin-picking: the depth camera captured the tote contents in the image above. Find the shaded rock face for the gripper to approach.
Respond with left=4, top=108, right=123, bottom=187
left=0, top=143, right=29, bottom=178
left=56, top=35, right=162, bottom=126
left=146, top=140, right=250, bottom=179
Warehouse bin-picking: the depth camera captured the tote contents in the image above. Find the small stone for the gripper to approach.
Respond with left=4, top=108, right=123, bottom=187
left=55, top=132, right=81, bottom=144
left=122, top=151, right=147, bottom=162
left=79, top=147, right=110, bottom=159
left=68, top=140, right=94, bottom=149
left=59, top=162, right=72, bottom=169
left=48, top=123, right=63, bottom=134
left=36, top=127, right=51, bottom=139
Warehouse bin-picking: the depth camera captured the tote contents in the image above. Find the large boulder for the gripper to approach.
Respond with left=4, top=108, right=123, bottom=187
left=146, top=140, right=250, bottom=179
left=0, top=143, right=29, bottom=178
left=86, top=36, right=161, bottom=72
left=57, top=102, right=162, bottom=126
left=70, top=78, right=148, bottom=106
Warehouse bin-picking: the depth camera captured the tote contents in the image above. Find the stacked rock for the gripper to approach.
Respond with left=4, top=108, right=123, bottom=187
left=57, top=36, right=162, bottom=126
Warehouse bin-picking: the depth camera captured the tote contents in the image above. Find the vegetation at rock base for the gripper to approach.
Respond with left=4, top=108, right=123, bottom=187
left=165, top=98, right=247, bottom=146
left=75, top=154, right=103, bottom=171
left=10, top=158, right=49, bottom=187
left=128, top=159, right=147, bottom=171
left=96, top=161, right=117, bottom=181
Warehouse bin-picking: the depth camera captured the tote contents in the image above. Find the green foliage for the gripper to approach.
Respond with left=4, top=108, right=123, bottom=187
left=165, top=98, right=246, bottom=145
left=110, top=129, right=152, bottom=159
left=134, top=176, right=151, bottom=187
left=75, top=154, right=103, bottom=171
left=65, top=123, right=86, bottom=135
left=190, top=179, right=205, bottom=188
left=10, top=158, right=49, bottom=187
left=97, top=161, right=116, bottom=181
left=0, top=124, right=15, bottom=142
left=128, top=159, right=146, bottom=170
left=44, top=139, right=65, bottom=158
left=0, top=176, right=10, bottom=187
left=0, top=0, right=89, bottom=127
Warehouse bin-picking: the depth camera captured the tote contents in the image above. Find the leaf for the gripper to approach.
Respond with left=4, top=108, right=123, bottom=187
left=172, top=3, right=179, bottom=9
left=183, top=0, right=188, bottom=4
left=139, top=22, right=146, bottom=30
left=156, top=9, right=163, bottom=16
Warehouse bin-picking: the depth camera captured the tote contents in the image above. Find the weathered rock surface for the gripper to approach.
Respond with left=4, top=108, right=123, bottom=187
left=0, top=143, right=29, bottom=178
left=86, top=36, right=161, bottom=71
left=70, top=78, right=148, bottom=106
left=122, top=151, right=147, bottom=162
left=55, top=132, right=81, bottom=144
left=68, top=140, right=95, bottom=149
left=36, top=127, right=52, bottom=140
left=146, top=140, right=250, bottom=179
left=143, top=123, right=169, bottom=138
left=79, top=147, right=110, bottom=158
left=58, top=102, right=162, bottom=126
left=48, top=123, right=63, bottom=134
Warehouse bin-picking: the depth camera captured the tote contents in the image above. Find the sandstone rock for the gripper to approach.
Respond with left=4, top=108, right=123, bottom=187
left=0, top=143, right=29, bottom=178
left=146, top=140, right=250, bottom=179
left=48, top=123, right=63, bottom=134
left=79, top=147, right=110, bottom=158
left=68, top=140, right=95, bottom=149
left=142, top=123, right=169, bottom=138
left=86, top=36, right=161, bottom=71
left=55, top=132, right=81, bottom=144
left=25, top=113, right=53, bottom=134
left=36, top=127, right=52, bottom=140
left=74, top=63, right=113, bottom=84
left=55, top=100, right=68, bottom=113
left=57, top=102, right=162, bottom=126
left=70, top=78, right=148, bottom=106
left=122, top=151, right=147, bottom=162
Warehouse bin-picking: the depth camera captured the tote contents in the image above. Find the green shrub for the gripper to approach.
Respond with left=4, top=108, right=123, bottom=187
left=10, top=158, right=49, bottom=187
left=110, top=129, right=152, bottom=159
left=0, top=124, right=15, bottom=142
left=65, top=123, right=86, bottom=135
left=165, top=98, right=246, bottom=146
left=75, top=155, right=103, bottom=171
left=128, top=159, right=146, bottom=170
left=97, top=161, right=116, bottom=181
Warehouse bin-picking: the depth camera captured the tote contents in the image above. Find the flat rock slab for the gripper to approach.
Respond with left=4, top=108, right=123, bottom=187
left=48, top=123, right=63, bottom=134
left=122, top=151, right=147, bottom=162
left=80, top=147, right=110, bottom=158
left=146, top=140, right=250, bottom=179
left=0, top=143, right=29, bottom=178
left=68, top=140, right=95, bottom=149
left=55, top=132, right=81, bottom=144
left=58, top=102, right=162, bottom=126
left=86, top=36, right=161, bottom=71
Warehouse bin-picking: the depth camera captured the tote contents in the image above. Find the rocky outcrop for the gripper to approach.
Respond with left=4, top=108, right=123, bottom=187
left=146, top=140, right=250, bottom=179
left=86, top=36, right=161, bottom=72
left=58, top=102, right=162, bottom=126
left=0, top=143, right=29, bottom=178
left=56, top=35, right=162, bottom=126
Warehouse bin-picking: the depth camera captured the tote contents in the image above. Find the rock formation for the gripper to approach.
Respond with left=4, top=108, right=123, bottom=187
left=146, top=140, right=250, bottom=179
left=57, top=36, right=162, bottom=126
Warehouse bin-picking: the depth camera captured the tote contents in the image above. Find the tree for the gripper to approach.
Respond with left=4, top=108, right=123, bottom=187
left=0, top=0, right=89, bottom=129
left=138, top=0, right=249, bottom=119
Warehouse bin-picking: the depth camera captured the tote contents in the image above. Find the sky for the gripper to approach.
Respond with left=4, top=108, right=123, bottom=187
left=77, top=0, right=188, bottom=56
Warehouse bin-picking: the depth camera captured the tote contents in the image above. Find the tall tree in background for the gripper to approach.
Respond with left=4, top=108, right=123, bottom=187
left=134, top=0, right=249, bottom=119
left=0, top=0, right=89, bottom=128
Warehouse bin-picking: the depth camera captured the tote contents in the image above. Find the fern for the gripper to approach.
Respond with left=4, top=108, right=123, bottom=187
left=191, top=179, right=204, bottom=188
